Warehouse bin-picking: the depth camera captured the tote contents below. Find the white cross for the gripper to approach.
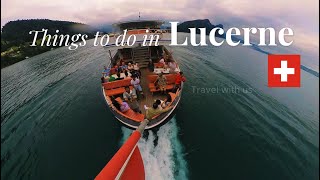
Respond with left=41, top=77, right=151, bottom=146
left=274, top=60, right=295, bottom=82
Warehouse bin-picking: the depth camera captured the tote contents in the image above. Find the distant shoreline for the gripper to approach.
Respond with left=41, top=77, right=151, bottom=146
left=1, top=19, right=96, bottom=69
left=2, top=34, right=318, bottom=79
left=1, top=19, right=318, bottom=78
left=1, top=45, right=52, bottom=69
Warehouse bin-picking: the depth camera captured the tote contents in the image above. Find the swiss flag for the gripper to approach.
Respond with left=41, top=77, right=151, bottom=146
left=268, top=54, right=300, bottom=87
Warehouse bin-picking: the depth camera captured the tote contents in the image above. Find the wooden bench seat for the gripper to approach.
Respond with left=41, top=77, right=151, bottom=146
left=154, top=63, right=164, bottom=68
left=109, top=101, right=145, bottom=122
left=102, top=78, right=133, bottom=96
left=147, top=74, right=177, bottom=93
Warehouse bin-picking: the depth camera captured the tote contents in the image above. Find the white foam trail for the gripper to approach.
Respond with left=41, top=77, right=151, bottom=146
left=120, top=117, right=188, bottom=180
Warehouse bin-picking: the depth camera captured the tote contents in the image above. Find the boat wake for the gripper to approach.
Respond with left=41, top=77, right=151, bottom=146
left=121, top=117, right=188, bottom=180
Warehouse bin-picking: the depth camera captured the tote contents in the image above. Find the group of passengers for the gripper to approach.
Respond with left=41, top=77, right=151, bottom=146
left=102, top=56, right=186, bottom=120
left=154, top=71, right=186, bottom=93
left=148, top=56, right=179, bottom=74
left=101, top=59, right=141, bottom=83
left=154, top=73, right=167, bottom=94
left=105, top=60, right=145, bottom=114
left=111, top=86, right=142, bottom=114
left=142, top=70, right=186, bottom=119
left=144, top=94, right=173, bottom=119
left=116, top=73, right=144, bottom=113
left=111, top=70, right=185, bottom=118
left=115, top=59, right=141, bottom=77
left=111, top=86, right=174, bottom=120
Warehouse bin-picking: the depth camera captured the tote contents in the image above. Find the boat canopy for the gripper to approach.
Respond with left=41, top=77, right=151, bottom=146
left=113, top=20, right=165, bottom=31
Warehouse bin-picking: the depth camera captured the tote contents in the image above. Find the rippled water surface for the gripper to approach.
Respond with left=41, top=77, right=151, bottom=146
left=1, top=36, right=319, bottom=180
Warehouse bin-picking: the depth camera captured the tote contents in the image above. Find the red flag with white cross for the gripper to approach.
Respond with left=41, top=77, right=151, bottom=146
left=268, top=54, right=300, bottom=87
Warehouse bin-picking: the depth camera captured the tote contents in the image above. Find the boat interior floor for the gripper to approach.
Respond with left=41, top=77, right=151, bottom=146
left=135, top=68, right=167, bottom=115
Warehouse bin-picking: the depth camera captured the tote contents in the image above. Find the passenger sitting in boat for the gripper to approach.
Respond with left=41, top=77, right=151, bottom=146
left=155, top=99, right=165, bottom=110
left=173, top=72, right=186, bottom=92
left=127, top=63, right=134, bottom=71
left=131, top=70, right=139, bottom=79
left=168, top=60, right=177, bottom=73
left=115, top=72, right=124, bottom=81
left=131, top=75, right=144, bottom=97
left=101, top=76, right=110, bottom=83
left=101, top=76, right=105, bottom=83
left=123, top=86, right=137, bottom=102
left=115, top=62, right=121, bottom=72
left=133, top=62, right=139, bottom=69
left=144, top=95, right=169, bottom=111
left=121, top=62, right=128, bottom=71
left=155, top=73, right=167, bottom=94
left=129, top=99, right=142, bottom=113
left=118, top=101, right=130, bottom=113
left=105, top=76, right=110, bottom=82
left=119, top=58, right=125, bottom=65
left=146, top=102, right=172, bottom=120
left=122, top=87, right=141, bottom=113
left=165, top=53, right=170, bottom=61
left=108, top=75, right=116, bottom=82
left=148, top=59, right=154, bottom=72
left=133, top=63, right=141, bottom=77
left=102, top=66, right=111, bottom=77
left=154, top=93, right=172, bottom=110
left=111, top=97, right=130, bottom=113
left=159, top=57, right=165, bottom=65
left=160, top=57, right=169, bottom=70
left=123, top=70, right=129, bottom=77
left=166, top=93, right=172, bottom=102
left=163, top=93, right=172, bottom=107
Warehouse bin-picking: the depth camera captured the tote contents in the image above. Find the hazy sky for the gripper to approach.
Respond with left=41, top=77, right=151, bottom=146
left=1, top=0, right=319, bottom=59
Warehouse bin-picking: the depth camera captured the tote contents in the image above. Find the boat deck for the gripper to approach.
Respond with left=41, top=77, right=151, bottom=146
left=102, top=45, right=182, bottom=128
left=136, top=68, right=167, bottom=115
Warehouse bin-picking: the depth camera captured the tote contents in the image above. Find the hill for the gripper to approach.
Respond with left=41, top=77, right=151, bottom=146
left=177, top=19, right=224, bottom=37
left=1, top=19, right=96, bottom=68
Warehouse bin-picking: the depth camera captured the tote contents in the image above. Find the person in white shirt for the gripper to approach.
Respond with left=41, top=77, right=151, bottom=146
left=123, top=86, right=137, bottom=102
left=155, top=99, right=166, bottom=110
left=127, top=62, right=134, bottom=72
left=133, top=63, right=141, bottom=78
left=168, top=60, right=177, bottom=72
left=130, top=75, right=144, bottom=97
left=144, top=99, right=164, bottom=110
left=133, top=62, right=139, bottom=71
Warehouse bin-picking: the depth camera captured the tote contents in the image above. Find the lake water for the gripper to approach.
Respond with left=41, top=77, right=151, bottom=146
left=1, top=34, right=319, bottom=179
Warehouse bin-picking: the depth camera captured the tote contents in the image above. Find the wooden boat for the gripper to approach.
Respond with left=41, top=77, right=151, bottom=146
left=101, top=20, right=184, bottom=130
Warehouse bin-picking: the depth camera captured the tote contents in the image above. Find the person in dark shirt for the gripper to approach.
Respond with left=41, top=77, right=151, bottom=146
left=124, top=70, right=129, bottom=77
left=115, top=72, right=124, bottom=81
left=148, top=59, right=154, bottom=72
left=102, top=66, right=111, bottom=77
left=101, top=76, right=105, bottom=83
